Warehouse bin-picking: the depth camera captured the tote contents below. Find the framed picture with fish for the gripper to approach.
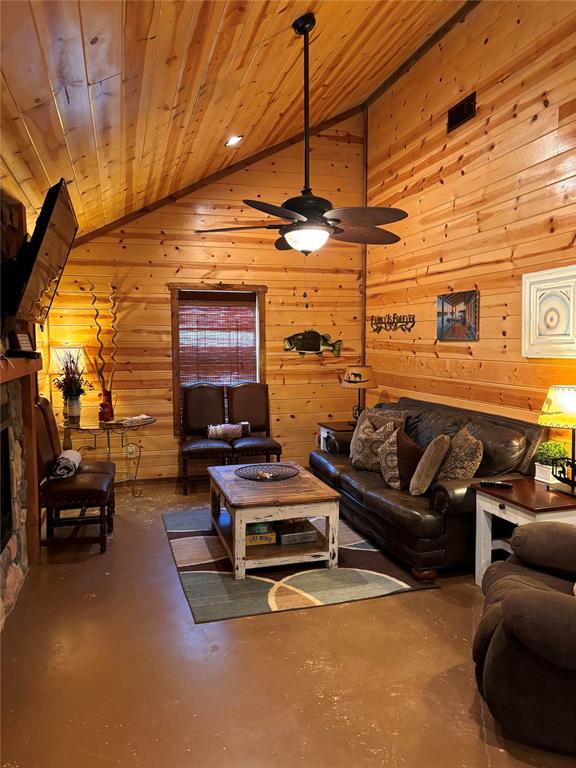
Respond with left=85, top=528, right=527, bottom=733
left=284, top=329, right=342, bottom=357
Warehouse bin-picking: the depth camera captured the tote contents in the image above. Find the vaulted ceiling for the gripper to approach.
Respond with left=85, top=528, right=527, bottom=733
left=1, top=0, right=464, bottom=236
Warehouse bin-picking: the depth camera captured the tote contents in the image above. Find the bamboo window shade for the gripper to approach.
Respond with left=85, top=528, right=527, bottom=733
left=176, top=291, right=258, bottom=386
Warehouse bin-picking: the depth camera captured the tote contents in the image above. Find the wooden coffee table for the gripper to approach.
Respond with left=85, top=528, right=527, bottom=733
left=208, top=462, right=340, bottom=579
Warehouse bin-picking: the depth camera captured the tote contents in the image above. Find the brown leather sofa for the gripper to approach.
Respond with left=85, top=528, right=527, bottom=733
left=309, top=398, right=545, bottom=577
left=473, top=522, right=576, bottom=755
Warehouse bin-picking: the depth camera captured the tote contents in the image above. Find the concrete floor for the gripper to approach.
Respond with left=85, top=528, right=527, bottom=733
left=1, top=484, right=573, bottom=768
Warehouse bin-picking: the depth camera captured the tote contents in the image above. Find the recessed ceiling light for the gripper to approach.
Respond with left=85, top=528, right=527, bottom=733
left=225, top=134, right=244, bottom=147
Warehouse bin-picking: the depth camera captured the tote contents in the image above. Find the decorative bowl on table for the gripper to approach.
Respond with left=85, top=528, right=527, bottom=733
left=234, top=464, right=300, bottom=482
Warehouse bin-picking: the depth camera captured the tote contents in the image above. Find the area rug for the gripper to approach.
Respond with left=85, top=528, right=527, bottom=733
left=163, top=506, right=437, bottom=623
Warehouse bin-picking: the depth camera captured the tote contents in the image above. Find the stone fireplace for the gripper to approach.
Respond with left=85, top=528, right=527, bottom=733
left=0, top=379, right=29, bottom=627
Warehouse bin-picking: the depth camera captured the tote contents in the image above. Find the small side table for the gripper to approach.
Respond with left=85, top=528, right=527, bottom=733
left=62, top=417, right=156, bottom=497
left=317, top=421, right=355, bottom=451
left=471, top=478, right=576, bottom=586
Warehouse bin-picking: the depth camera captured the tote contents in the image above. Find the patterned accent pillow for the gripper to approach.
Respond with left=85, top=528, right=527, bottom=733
left=409, top=434, right=451, bottom=496
left=379, top=428, right=424, bottom=490
left=437, top=427, right=484, bottom=481
left=207, top=422, right=250, bottom=440
left=350, top=409, right=406, bottom=472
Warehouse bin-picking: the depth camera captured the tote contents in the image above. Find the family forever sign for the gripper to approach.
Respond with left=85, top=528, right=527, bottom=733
left=370, top=313, right=416, bottom=334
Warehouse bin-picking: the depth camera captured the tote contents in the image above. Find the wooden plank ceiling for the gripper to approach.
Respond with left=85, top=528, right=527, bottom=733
left=0, top=0, right=463, bottom=236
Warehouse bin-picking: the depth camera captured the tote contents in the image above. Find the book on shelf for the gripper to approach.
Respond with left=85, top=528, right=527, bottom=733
left=246, top=531, right=277, bottom=546
left=274, top=519, right=318, bottom=545
left=246, top=522, right=272, bottom=535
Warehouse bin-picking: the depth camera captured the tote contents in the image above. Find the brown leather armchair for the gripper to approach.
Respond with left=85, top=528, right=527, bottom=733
left=227, top=383, right=282, bottom=462
left=35, top=403, right=115, bottom=553
left=36, top=396, right=115, bottom=477
left=180, top=383, right=232, bottom=494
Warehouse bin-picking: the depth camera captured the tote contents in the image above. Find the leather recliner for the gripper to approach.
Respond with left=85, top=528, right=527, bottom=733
left=473, top=522, right=576, bottom=755
left=309, top=397, right=546, bottom=577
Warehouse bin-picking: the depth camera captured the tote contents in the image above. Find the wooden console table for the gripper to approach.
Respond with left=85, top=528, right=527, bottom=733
left=472, top=478, right=576, bottom=586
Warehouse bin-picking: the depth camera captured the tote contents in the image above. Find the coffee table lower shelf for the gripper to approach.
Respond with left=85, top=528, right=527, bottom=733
left=212, top=512, right=329, bottom=572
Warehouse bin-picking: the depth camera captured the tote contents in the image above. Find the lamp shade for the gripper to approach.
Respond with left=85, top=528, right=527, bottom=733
left=538, top=385, right=576, bottom=429
left=341, top=365, right=377, bottom=390
left=284, top=225, right=330, bottom=254
left=49, top=345, right=85, bottom=374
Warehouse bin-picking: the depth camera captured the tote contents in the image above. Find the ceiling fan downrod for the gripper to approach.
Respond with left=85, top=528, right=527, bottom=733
left=292, top=12, right=316, bottom=196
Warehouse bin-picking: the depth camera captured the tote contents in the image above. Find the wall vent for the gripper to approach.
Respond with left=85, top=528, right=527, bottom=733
left=447, top=92, right=476, bottom=133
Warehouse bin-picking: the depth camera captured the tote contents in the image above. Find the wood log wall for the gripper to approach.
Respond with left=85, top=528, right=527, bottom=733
left=40, top=115, right=364, bottom=479
left=365, top=0, right=576, bottom=444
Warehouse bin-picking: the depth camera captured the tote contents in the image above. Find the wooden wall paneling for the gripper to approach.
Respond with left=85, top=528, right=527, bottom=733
left=366, top=2, right=576, bottom=439
left=40, top=114, right=365, bottom=478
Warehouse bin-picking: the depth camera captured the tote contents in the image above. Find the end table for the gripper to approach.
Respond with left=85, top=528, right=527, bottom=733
left=471, top=478, right=576, bottom=586
left=317, top=421, right=355, bottom=452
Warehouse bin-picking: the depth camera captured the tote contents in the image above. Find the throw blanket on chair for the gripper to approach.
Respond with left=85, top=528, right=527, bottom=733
left=50, top=449, right=82, bottom=479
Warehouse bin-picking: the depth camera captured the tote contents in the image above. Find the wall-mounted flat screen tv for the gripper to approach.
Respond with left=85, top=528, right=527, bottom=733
left=2, top=179, right=78, bottom=326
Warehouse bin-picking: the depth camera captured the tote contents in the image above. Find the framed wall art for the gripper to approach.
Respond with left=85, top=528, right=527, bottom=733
left=522, top=265, right=576, bottom=358
left=436, top=290, right=479, bottom=341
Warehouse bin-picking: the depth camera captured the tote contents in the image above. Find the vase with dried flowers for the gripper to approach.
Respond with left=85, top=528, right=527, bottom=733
left=88, top=282, right=118, bottom=423
left=53, top=350, right=93, bottom=426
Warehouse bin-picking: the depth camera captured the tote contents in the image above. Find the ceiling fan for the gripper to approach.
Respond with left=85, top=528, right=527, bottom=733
left=195, top=12, right=407, bottom=255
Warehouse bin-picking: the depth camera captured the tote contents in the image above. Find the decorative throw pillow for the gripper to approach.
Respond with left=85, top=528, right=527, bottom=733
left=207, top=422, right=250, bottom=440
left=350, top=409, right=406, bottom=472
left=437, top=427, right=483, bottom=481
left=379, top=428, right=424, bottom=489
left=409, top=434, right=451, bottom=496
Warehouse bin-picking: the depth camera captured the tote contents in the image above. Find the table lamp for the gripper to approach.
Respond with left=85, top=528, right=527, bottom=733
left=341, top=365, right=377, bottom=423
left=49, top=345, right=85, bottom=374
left=538, top=385, right=576, bottom=495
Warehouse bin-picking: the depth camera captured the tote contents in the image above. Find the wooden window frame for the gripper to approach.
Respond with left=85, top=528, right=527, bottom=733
left=169, top=283, right=267, bottom=436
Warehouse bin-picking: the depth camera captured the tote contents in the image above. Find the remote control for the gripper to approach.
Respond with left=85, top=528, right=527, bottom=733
left=479, top=480, right=513, bottom=489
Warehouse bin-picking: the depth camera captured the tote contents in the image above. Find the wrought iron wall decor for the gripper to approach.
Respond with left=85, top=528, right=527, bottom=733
left=370, top=313, right=416, bottom=334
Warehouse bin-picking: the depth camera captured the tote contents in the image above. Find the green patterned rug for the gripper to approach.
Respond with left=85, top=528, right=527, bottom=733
left=163, top=506, right=437, bottom=623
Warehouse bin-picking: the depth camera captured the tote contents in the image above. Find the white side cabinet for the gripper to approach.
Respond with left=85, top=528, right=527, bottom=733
left=474, top=483, right=576, bottom=586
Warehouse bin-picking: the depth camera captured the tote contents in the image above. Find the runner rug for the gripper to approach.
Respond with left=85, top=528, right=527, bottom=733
left=163, top=505, right=437, bottom=623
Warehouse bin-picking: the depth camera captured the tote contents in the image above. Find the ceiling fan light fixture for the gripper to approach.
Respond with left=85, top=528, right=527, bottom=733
left=284, top=224, right=330, bottom=253
left=225, top=134, right=244, bottom=147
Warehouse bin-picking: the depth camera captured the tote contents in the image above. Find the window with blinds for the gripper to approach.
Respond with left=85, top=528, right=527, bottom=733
left=175, top=290, right=259, bottom=386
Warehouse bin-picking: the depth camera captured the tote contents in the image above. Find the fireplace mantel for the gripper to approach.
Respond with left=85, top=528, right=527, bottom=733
left=0, top=357, right=42, bottom=384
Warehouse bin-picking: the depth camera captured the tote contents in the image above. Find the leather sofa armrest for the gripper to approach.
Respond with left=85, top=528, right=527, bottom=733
left=430, top=478, right=478, bottom=516
left=325, top=433, right=352, bottom=456
left=510, top=522, right=576, bottom=579
left=430, top=473, right=524, bottom=516
left=502, top=590, right=576, bottom=672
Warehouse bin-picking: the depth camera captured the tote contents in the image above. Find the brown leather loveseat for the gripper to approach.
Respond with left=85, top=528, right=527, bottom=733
left=309, top=398, right=545, bottom=577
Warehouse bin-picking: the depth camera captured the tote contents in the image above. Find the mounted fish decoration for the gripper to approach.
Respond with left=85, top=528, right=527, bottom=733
left=283, top=330, right=342, bottom=357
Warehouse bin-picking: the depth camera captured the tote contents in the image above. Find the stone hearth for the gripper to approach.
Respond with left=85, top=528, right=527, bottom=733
left=0, top=380, right=28, bottom=628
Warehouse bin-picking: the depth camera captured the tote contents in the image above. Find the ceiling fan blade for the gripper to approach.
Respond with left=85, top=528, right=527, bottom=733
left=324, top=207, right=407, bottom=227
left=274, top=236, right=292, bottom=251
left=195, top=224, right=283, bottom=233
left=244, top=199, right=307, bottom=222
left=330, top=228, right=401, bottom=245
